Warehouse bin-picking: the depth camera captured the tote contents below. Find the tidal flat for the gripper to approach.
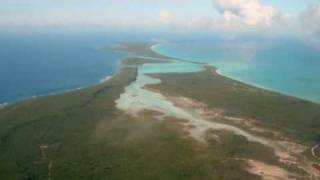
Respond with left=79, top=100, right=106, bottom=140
left=1, top=43, right=320, bottom=180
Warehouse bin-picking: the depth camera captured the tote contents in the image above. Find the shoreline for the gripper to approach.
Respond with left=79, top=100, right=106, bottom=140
left=117, top=43, right=320, bottom=178
left=0, top=103, right=7, bottom=109
left=0, top=65, right=121, bottom=108
left=151, top=43, right=320, bottom=105
left=2, top=42, right=318, bottom=109
left=215, top=69, right=320, bottom=105
left=1, top=42, right=320, bottom=179
left=0, top=44, right=129, bottom=108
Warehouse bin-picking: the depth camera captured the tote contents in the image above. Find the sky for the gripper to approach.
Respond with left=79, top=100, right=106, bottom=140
left=0, top=0, right=319, bottom=41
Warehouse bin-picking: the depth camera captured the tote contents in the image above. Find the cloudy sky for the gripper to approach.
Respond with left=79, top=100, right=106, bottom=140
left=0, top=0, right=319, bottom=36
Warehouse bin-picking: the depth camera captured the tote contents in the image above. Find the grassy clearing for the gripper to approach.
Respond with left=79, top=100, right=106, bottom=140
left=148, top=67, right=320, bottom=143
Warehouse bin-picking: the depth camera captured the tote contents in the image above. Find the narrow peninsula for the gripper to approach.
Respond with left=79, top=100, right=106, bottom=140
left=1, top=43, right=320, bottom=180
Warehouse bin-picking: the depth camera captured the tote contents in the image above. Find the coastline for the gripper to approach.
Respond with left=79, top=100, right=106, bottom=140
left=1, top=42, right=320, bottom=179
left=0, top=62, right=140, bottom=179
left=117, top=43, right=320, bottom=178
left=216, top=69, right=320, bottom=104
left=3, top=42, right=318, bottom=109
left=151, top=43, right=320, bottom=105
left=0, top=63, right=122, bottom=108
left=215, top=69, right=320, bottom=105
left=0, top=103, right=7, bottom=109
left=0, top=76, right=109, bottom=108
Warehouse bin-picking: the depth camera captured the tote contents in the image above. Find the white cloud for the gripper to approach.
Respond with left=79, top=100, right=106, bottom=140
left=0, top=7, right=161, bottom=30
left=159, top=9, right=172, bottom=22
left=0, top=0, right=314, bottom=36
left=300, top=3, right=320, bottom=36
left=164, top=0, right=281, bottom=32
left=299, top=3, right=320, bottom=48
left=212, top=0, right=278, bottom=30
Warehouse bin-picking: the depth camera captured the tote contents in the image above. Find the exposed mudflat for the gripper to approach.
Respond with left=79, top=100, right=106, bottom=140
left=247, top=159, right=292, bottom=180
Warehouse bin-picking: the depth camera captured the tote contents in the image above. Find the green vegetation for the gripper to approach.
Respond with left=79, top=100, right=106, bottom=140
left=149, top=67, right=320, bottom=143
left=115, top=43, right=170, bottom=59
left=2, top=43, right=319, bottom=179
left=0, top=59, right=264, bottom=180
left=0, top=67, right=136, bottom=179
left=121, top=57, right=171, bottom=66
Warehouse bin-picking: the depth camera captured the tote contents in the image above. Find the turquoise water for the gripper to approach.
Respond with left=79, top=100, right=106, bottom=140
left=153, top=38, right=320, bottom=103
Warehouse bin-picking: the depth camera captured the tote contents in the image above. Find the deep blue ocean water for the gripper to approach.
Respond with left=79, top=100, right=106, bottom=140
left=0, top=30, right=192, bottom=104
left=154, top=37, right=320, bottom=103
left=0, top=32, right=126, bottom=104
left=2, top=31, right=319, bottom=105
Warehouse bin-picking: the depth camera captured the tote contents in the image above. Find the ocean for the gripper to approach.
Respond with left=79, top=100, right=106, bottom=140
left=0, top=30, right=191, bottom=105
left=0, top=31, right=126, bottom=104
left=2, top=31, right=319, bottom=105
left=153, top=36, right=320, bottom=104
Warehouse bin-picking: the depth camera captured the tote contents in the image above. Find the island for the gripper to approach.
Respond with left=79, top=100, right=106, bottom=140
left=1, top=43, right=320, bottom=180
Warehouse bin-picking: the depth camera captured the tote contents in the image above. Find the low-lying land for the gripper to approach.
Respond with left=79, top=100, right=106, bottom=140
left=0, top=43, right=320, bottom=180
left=149, top=67, right=320, bottom=144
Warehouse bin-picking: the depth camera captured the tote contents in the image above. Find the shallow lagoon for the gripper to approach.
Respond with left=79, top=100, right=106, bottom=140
left=116, top=57, right=267, bottom=144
